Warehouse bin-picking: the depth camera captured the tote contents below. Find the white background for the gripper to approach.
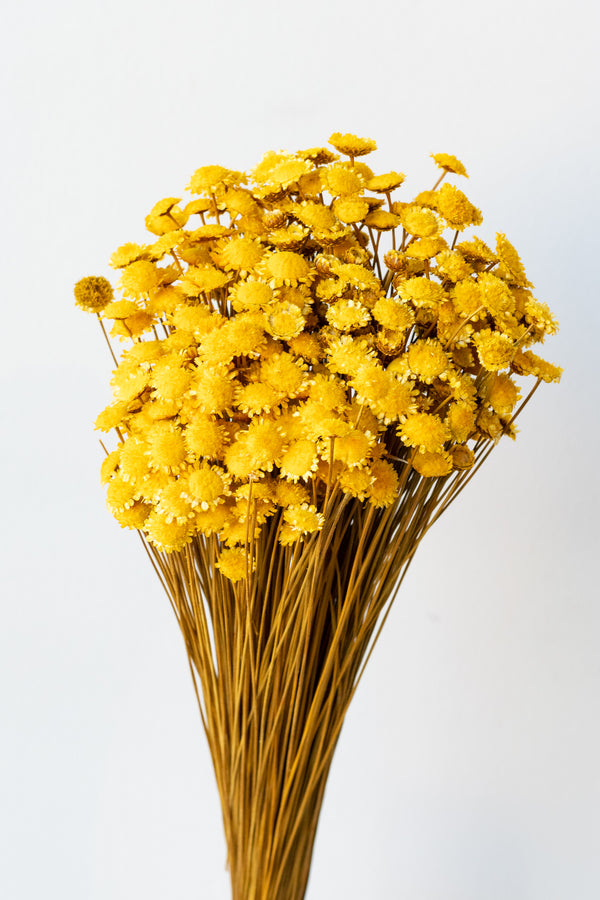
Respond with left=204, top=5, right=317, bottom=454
left=2, top=0, right=599, bottom=897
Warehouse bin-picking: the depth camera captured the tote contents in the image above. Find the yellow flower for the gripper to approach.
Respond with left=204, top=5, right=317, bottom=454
left=367, top=459, right=399, bottom=507
left=407, top=339, right=450, bottom=383
left=372, top=297, right=415, bottom=331
left=267, top=224, right=309, bottom=251
left=452, top=279, right=484, bottom=319
left=119, top=437, right=150, bottom=484
left=261, top=352, right=307, bottom=397
left=511, top=350, right=562, bottom=383
left=400, top=205, right=441, bottom=238
left=486, top=373, right=521, bottom=415
left=479, top=273, right=515, bottom=318
left=95, top=401, right=129, bottom=432
left=185, top=416, right=228, bottom=460
left=229, top=280, right=274, bottom=312
left=283, top=503, right=324, bottom=534
left=179, top=265, right=230, bottom=296
left=113, top=501, right=152, bottom=530
left=144, top=511, right=192, bottom=552
left=100, top=449, right=121, bottom=484
left=495, top=233, right=529, bottom=286
left=472, top=329, right=514, bottom=372
left=182, top=464, right=229, bottom=510
left=216, top=547, right=252, bottom=582
left=397, top=277, right=446, bottom=308
left=265, top=302, right=305, bottom=340
left=188, top=165, right=245, bottom=195
left=436, top=183, right=482, bottom=230
left=109, top=243, right=149, bottom=269
left=308, top=374, right=347, bottom=410
left=352, top=362, right=416, bottom=424
left=119, top=260, right=163, bottom=298
left=324, top=164, right=364, bottom=197
left=332, top=430, right=375, bottom=468
left=436, top=250, right=473, bottom=282
left=446, top=401, right=477, bottom=442
left=364, top=210, right=401, bottom=230
left=189, top=366, right=236, bottom=414
left=215, top=236, right=265, bottom=273
left=235, top=382, right=281, bottom=415
left=399, top=412, right=451, bottom=453
left=332, top=196, right=370, bottom=224
left=412, top=450, right=453, bottom=477
left=280, top=439, right=319, bottom=481
left=293, top=201, right=337, bottom=231
left=106, top=475, right=137, bottom=514
left=404, top=237, right=448, bottom=260
left=326, top=299, right=371, bottom=332
left=74, top=276, right=113, bottom=313
left=431, top=153, right=468, bottom=177
left=524, top=297, right=559, bottom=336
left=365, top=172, right=405, bottom=192
left=326, top=335, right=376, bottom=377
left=338, top=466, right=373, bottom=500
left=151, top=356, right=192, bottom=402
left=328, top=132, right=377, bottom=158
left=147, top=423, right=188, bottom=473
left=259, top=250, right=312, bottom=287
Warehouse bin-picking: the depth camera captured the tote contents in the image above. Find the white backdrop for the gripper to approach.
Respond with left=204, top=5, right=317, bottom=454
left=2, top=0, right=599, bottom=897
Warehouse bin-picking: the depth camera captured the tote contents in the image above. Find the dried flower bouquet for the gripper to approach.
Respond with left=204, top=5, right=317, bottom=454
left=77, top=133, right=560, bottom=900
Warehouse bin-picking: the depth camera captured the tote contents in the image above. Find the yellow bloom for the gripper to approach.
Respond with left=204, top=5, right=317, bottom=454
left=293, top=201, right=337, bottom=231
left=280, top=439, right=319, bottom=481
left=119, top=260, right=163, bottom=298
left=367, top=459, right=399, bottom=507
left=259, top=250, right=311, bottom=287
left=524, top=297, right=559, bottom=336
left=216, top=547, right=252, bottom=582
left=265, top=302, right=305, bottom=340
left=436, top=183, right=482, bottom=230
left=372, top=297, right=415, bottom=331
left=412, top=450, right=453, bottom=477
left=472, top=329, right=514, bottom=372
left=119, top=437, right=150, bottom=484
left=283, top=503, right=324, bottom=534
left=179, top=265, right=230, bottom=296
left=431, top=153, right=468, bottom=177
left=324, top=164, right=364, bottom=197
left=260, top=352, right=307, bottom=397
left=400, top=205, right=441, bottom=238
left=328, top=132, right=377, bottom=158
left=365, top=172, right=405, bottom=192
left=188, top=165, right=245, bottom=195
left=106, top=475, right=137, bottom=514
left=147, top=422, right=188, bottom=473
left=100, top=449, right=121, bottom=484
left=486, top=373, right=521, bottom=415
left=399, top=412, right=451, bottom=453
left=326, top=299, right=371, bottom=332
left=215, top=236, right=265, bottom=273
left=189, top=366, right=236, bottom=415
left=495, top=233, right=529, bottom=286
left=109, top=243, right=149, bottom=269
left=308, top=374, right=347, bottom=410
left=404, top=237, right=448, bottom=259
left=397, top=277, right=446, bottom=308
left=183, top=464, right=229, bottom=510
left=332, top=429, right=375, bottom=468
left=364, top=210, right=401, bottom=231
left=235, top=381, right=281, bottom=415
left=326, top=335, right=376, bottom=377
left=338, top=466, right=373, bottom=500
left=151, top=356, right=192, bottom=402
left=229, top=280, right=274, bottom=312
left=511, top=350, right=562, bottom=383
left=74, top=275, right=113, bottom=313
left=352, top=362, right=416, bottom=424
left=113, top=501, right=152, bottom=530
left=332, top=197, right=370, bottom=224
left=407, top=339, right=450, bottom=383
left=436, top=250, right=473, bottom=282
left=144, top=511, right=192, bottom=552
left=185, top=416, right=228, bottom=460
left=452, top=279, right=484, bottom=319
left=479, top=273, right=516, bottom=318
left=446, top=401, right=477, bottom=442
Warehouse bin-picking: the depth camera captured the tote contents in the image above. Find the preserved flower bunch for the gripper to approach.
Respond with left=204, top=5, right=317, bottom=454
left=77, top=133, right=560, bottom=900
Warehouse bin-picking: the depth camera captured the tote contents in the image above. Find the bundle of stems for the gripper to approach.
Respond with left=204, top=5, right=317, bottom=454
left=76, top=132, right=561, bottom=900
left=140, top=407, right=533, bottom=900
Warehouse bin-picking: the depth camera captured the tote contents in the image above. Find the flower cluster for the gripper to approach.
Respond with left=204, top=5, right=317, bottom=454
left=77, top=133, right=561, bottom=572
